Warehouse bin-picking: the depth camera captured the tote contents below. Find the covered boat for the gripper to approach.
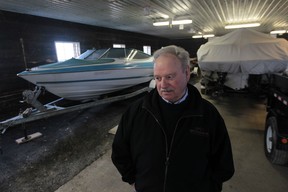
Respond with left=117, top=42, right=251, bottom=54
left=17, top=48, right=154, bottom=101
left=197, top=29, right=288, bottom=90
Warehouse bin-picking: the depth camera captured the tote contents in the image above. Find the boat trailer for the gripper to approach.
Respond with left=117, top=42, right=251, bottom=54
left=0, top=84, right=153, bottom=148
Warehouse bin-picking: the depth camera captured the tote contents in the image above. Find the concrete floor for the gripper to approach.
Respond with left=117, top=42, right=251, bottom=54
left=54, top=85, right=288, bottom=192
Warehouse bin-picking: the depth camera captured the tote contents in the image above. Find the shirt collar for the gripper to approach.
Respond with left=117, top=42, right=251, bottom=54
left=161, top=88, right=188, bottom=104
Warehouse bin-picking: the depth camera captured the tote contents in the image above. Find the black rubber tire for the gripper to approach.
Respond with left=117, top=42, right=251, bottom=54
left=264, top=116, right=288, bottom=165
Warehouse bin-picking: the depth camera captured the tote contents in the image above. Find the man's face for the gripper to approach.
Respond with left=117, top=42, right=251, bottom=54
left=154, top=53, right=190, bottom=103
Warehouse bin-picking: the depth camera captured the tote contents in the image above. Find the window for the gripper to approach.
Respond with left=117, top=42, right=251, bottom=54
left=134, top=50, right=151, bottom=59
left=113, top=44, right=126, bottom=48
left=55, top=41, right=81, bottom=62
left=102, top=48, right=126, bottom=58
left=143, top=45, right=151, bottom=55
left=80, top=49, right=108, bottom=60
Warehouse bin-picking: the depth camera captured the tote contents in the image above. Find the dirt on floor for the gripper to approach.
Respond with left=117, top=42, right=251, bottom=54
left=0, top=94, right=141, bottom=192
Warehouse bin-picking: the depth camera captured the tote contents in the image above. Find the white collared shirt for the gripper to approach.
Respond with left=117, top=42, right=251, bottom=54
left=161, top=88, right=188, bottom=104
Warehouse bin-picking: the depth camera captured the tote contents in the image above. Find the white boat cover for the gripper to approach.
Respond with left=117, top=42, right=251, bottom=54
left=197, top=29, right=288, bottom=74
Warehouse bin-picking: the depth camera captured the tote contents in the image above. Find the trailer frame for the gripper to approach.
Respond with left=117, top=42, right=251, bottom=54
left=264, top=73, right=288, bottom=165
left=1, top=86, right=152, bottom=134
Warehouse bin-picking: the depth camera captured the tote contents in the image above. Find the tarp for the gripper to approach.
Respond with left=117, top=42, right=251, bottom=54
left=197, top=28, right=288, bottom=74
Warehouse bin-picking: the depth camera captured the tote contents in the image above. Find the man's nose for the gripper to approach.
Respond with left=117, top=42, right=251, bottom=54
left=160, top=78, right=168, bottom=87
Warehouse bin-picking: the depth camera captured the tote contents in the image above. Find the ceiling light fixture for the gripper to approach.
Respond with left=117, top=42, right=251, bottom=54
left=192, top=34, right=215, bottom=39
left=192, top=35, right=203, bottom=38
left=153, top=19, right=192, bottom=26
left=270, top=30, right=287, bottom=34
left=153, top=21, right=169, bottom=26
left=225, top=23, right=260, bottom=29
left=172, top=19, right=192, bottom=25
left=203, top=34, right=215, bottom=38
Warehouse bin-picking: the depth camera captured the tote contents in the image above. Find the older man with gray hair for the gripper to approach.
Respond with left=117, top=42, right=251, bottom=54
left=112, top=45, right=234, bottom=192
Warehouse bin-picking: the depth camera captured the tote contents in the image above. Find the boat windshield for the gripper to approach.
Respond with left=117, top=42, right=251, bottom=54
left=77, top=49, right=108, bottom=60
left=78, top=48, right=151, bottom=60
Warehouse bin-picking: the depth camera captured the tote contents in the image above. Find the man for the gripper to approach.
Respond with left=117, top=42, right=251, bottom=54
left=112, top=45, right=234, bottom=192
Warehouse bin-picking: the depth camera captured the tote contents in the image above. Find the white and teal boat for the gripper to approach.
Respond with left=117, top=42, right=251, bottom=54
left=18, top=48, right=154, bottom=101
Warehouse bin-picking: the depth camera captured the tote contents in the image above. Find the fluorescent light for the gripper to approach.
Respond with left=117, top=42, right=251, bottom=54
left=192, top=34, right=215, bottom=39
left=172, top=19, right=192, bottom=25
left=153, top=21, right=169, bottom=26
left=270, top=30, right=287, bottom=34
left=192, top=35, right=203, bottom=38
left=153, top=19, right=192, bottom=26
left=203, top=34, right=215, bottom=38
left=225, top=23, right=260, bottom=29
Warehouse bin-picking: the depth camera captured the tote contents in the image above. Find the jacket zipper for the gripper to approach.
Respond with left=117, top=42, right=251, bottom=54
left=164, top=115, right=201, bottom=191
left=144, top=107, right=169, bottom=192
left=144, top=107, right=202, bottom=192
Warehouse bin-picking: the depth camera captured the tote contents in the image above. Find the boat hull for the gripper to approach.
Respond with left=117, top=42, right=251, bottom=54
left=19, top=68, right=153, bottom=100
left=18, top=48, right=155, bottom=100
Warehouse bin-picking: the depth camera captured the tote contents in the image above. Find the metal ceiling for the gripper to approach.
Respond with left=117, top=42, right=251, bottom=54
left=0, top=0, right=287, bottom=39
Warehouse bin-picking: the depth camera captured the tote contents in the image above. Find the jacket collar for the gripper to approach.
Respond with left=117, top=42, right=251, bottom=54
left=143, top=84, right=204, bottom=117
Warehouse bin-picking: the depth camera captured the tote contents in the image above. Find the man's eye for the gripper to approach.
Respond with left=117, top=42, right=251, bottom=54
left=167, top=75, right=173, bottom=80
left=154, top=77, right=161, bottom=81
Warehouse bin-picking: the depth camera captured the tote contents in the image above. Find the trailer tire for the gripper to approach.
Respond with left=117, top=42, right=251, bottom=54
left=264, top=116, right=288, bottom=165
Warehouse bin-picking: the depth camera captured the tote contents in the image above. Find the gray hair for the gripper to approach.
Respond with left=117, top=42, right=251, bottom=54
left=153, top=45, right=190, bottom=71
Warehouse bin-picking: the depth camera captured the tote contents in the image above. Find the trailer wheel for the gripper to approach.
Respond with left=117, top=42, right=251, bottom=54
left=264, top=116, right=288, bottom=165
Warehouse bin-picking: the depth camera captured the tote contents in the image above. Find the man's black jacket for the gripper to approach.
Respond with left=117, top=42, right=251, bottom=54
left=112, top=84, right=234, bottom=192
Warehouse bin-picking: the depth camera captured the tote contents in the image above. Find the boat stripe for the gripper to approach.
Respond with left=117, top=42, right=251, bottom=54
left=36, top=75, right=154, bottom=84
left=18, top=62, right=153, bottom=76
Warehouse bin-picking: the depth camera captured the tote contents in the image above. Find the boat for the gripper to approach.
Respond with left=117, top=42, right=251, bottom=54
left=17, top=48, right=154, bottom=101
left=197, top=29, right=288, bottom=94
left=197, top=28, right=288, bottom=75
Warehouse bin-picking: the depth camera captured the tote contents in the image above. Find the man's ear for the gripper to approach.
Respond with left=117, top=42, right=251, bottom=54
left=186, top=66, right=191, bottom=79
